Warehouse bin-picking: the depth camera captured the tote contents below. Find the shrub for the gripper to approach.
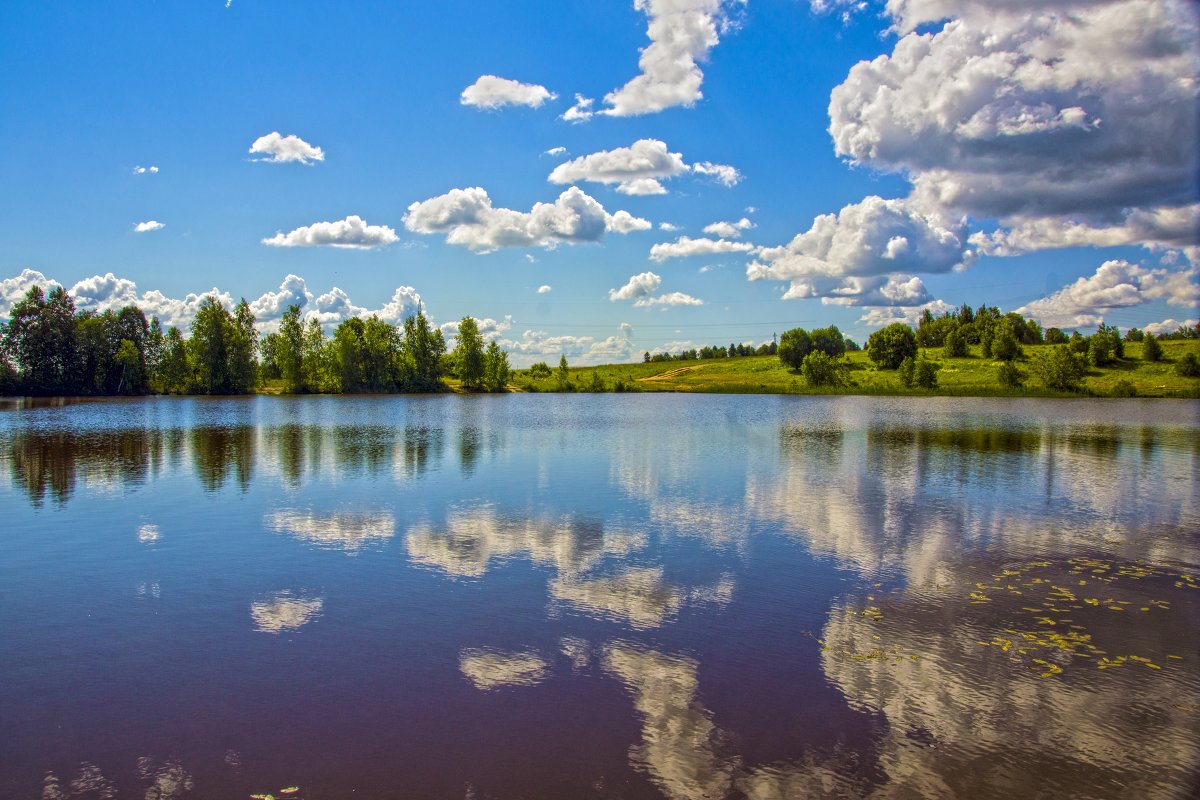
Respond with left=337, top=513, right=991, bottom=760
left=943, top=328, right=968, bottom=358
left=898, top=356, right=916, bottom=388
left=997, top=361, right=1024, bottom=388
left=800, top=351, right=848, bottom=387
left=867, top=324, right=918, bottom=369
left=914, top=355, right=941, bottom=389
left=1032, top=346, right=1088, bottom=391
left=1088, top=334, right=1114, bottom=366
left=528, top=361, right=552, bottom=379
left=1125, top=328, right=1144, bottom=342
left=1044, top=327, right=1069, bottom=345
left=588, top=371, right=606, bottom=392
left=1111, top=380, right=1137, bottom=397
left=1177, top=352, right=1200, bottom=378
left=992, top=329, right=1022, bottom=362
left=1142, top=333, right=1163, bottom=362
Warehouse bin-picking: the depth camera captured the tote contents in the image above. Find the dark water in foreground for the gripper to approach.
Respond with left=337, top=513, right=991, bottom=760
left=1, top=394, right=1198, bottom=800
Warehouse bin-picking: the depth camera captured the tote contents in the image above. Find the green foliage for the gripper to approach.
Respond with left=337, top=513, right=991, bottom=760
left=992, top=326, right=1022, bottom=362
left=402, top=307, right=446, bottom=391
left=1044, top=327, right=1068, bottom=345
left=914, top=354, right=941, bottom=388
left=778, top=328, right=813, bottom=369
left=483, top=340, right=510, bottom=392
left=1177, top=352, right=1200, bottom=378
left=187, top=295, right=257, bottom=394
left=997, top=361, right=1024, bottom=388
left=301, top=318, right=331, bottom=393
left=943, top=327, right=968, bottom=358
left=453, top=316, right=485, bottom=389
left=277, top=305, right=305, bottom=393
left=809, top=325, right=846, bottom=357
left=915, top=308, right=960, bottom=348
left=2, top=285, right=79, bottom=394
left=1111, top=379, right=1137, bottom=397
left=1069, top=331, right=1089, bottom=354
left=528, top=361, right=552, bottom=379
left=898, top=356, right=915, bottom=388
left=867, top=323, right=917, bottom=369
left=800, top=351, right=848, bottom=387
left=556, top=355, right=572, bottom=391
left=158, top=328, right=189, bottom=393
left=843, top=337, right=861, bottom=352
left=1032, top=346, right=1088, bottom=391
left=1097, top=323, right=1124, bottom=359
left=1088, top=332, right=1115, bottom=366
left=1141, top=333, right=1163, bottom=362
left=1125, top=327, right=1144, bottom=342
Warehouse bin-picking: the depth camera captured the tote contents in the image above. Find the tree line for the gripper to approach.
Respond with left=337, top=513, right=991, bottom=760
left=0, top=285, right=512, bottom=396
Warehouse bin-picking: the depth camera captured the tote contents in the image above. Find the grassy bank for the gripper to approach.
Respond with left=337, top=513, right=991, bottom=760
left=514, top=340, right=1200, bottom=398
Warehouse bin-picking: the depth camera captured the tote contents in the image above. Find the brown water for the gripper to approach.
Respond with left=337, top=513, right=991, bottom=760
left=1, top=394, right=1197, bottom=799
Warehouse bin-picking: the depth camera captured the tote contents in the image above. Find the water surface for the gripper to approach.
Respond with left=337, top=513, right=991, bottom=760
left=1, top=394, right=1198, bottom=799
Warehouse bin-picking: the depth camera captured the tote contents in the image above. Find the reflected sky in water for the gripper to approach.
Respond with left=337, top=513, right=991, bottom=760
left=1, top=394, right=1198, bottom=799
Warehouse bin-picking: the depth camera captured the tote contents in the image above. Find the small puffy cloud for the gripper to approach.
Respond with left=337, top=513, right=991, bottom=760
left=404, top=186, right=646, bottom=253
left=610, top=271, right=663, bottom=302
left=548, top=139, right=740, bottom=196
left=460, top=75, right=556, bottom=109
left=133, top=220, right=164, bottom=233
left=659, top=222, right=680, bottom=232
left=702, top=217, right=754, bottom=238
left=249, top=131, right=325, bottom=164
left=745, top=196, right=968, bottom=299
left=560, top=94, right=595, bottom=123
left=262, top=215, right=398, bottom=249
left=620, top=322, right=633, bottom=337
left=1017, top=260, right=1200, bottom=329
left=650, top=235, right=757, bottom=262
left=601, top=0, right=732, bottom=117
left=549, top=139, right=688, bottom=195
left=132, top=165, right=159, bottom=175
left=537, top=284, right=552, bottom=294
left=1144, top=318, right=1199, bottom=336
left=544, top=146, right=567, bottom=157
left=635, top=291, right=704, bottom=307
left=691, top=161, right=741, bottom=186
left=608, top=210, right=653, bottom=233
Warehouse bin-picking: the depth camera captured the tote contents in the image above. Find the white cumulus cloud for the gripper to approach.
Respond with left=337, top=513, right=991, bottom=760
left=460, top=75, right=556, bottom=109
left=828, top=0, right=1200, bottom=257
left=601, top=0, right=735, bottom=117
left=610, top=271, right=663, bottom=301
left=635, top=291, right=704, bottom=307
left=691, top=161, right=741, bottom=186
left=702, top=217, right=754, bottom=238
left=548, top=139, right=740, bottom=195
left=262, top=215, right=398, bottom=249
left=249, top=131, right=325, bottom=164
left=404, top=186, right=648, bottom=253
left=1016, top=260, right=1200, bottom=329
left=133, top=220, right=164, bottom=233
left=560, top=94, right=596, bottom=123
left=650, top=236, right=757, bottom=262
left=537, top=285, right=552, bottom=294
left=1144, top=318, right=1199, bottom=336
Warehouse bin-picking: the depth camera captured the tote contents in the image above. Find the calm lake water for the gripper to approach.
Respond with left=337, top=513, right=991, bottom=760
left=1, top=394, right=1198, bottom=800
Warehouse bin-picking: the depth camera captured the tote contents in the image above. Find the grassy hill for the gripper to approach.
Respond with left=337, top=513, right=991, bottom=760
left=514, top=340, right=1200, bottom=398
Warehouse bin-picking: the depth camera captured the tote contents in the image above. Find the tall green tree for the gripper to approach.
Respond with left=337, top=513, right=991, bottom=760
left=189, top=295, right=232, bottom=393
left=402, top=306, right=445, bottom=391
left=483, top=340, right=510, bottom=392
left=227, top=299, right=258, bottom=392
left=158, top=327, right=190, bottom=393
left=453, top=316, right=485, bottom=389
left=777, top=328, right=812, bottom=369
left=1, top=285, right=79, bottom=394
left=867, top=323, right=918, bottom=369
left=277, top=304, right=305, bottom=393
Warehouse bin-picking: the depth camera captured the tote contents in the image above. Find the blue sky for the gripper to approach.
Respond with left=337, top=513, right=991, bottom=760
left=1, top=0, right=1196, bottom=363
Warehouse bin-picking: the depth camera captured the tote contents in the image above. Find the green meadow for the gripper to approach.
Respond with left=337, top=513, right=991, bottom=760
left=513, top=340, right=1200, bottom=398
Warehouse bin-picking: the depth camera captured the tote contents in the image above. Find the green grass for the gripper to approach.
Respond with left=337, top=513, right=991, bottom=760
left=513, top=340, right=1200, bottom=398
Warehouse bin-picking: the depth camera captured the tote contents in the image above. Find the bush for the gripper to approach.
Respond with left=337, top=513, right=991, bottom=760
left=943, top=328, right=968, bottom=358
left=528, top=361, right=552, bottom=379
left=1069, top=331, right=1089, bottom=354
left=800, top=351, right=848, bottom=387
left=898, top=356, right=915, bottom=388
left=809, top=325, right=847, bottom=357
left=778, top=328, right=813, bottom=370
left=1044, top=327, right=1069, bottom=345
left=1111, top=379, right=1137, bottom=397
left=992, top=329, right=1022, bottom=361
left=1088, top=334, right=1114, bottom=366
left=1031, top=346, right=1088, bottom=391
left=914, top=355, right=941, bottom=389
left=867, top=323, right=918, bottom=369
left=588, top=371, right=606, bottom=392
left=997, top=361, right=1024, bottom=388
left=1177, top=352, right=1200, bottom=378
left=1142, top=333, right=1163, bottom=362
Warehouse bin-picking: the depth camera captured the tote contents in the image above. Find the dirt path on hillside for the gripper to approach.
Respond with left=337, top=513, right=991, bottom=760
left=638, top=363, right=713, bottom=382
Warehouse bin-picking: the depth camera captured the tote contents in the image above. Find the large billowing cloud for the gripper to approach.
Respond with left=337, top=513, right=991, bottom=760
left=262, top=215, right=399, bottom=249
left=745, top=195, right=968, bottom=302
left=460, top=75, right=556, bottom=109
left=249, top=132, right=325, bottom=164
left=601, top=0, right=735, bottom=117
left=548, top=139, right=739, bottom=195
left=404, top=186, right=649, bottom=252
left=1016, top=259, right=1200, bottom=329
left=828, top=0, right=1199, bottom=250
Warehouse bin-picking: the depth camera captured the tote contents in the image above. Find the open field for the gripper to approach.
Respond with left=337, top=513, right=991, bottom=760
left=514, top=340, right=1200, bottom=398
